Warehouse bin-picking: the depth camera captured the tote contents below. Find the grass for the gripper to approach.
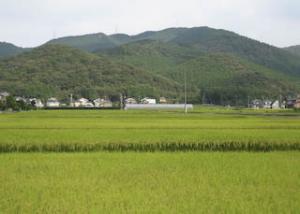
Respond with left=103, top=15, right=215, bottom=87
left=0, top=152, right=299, bottom=213
left=0, top=107, right=300, bottom=152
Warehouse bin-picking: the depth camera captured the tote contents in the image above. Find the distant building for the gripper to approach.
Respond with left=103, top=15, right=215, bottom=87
left=30, top=98, right=44, bottom=108
left=159, top=97, right=167, bottom=104
left=74, top=98, right=94, bottom=108
left=0, top=92, right=10, bottom=101
left=251, top=99, right=262, bottom=109
left=294, top=99, right=300, bottom=109
left=46, top=98, right=60, bottom=107
left=141, top=97, right=156, bottom=104
left=94, top=98, right=113, bottom=108
left=271, top=100, right=280, bottom=109
left=286, top=99, right=296, bottom=108
left=263, top=100, right=272, bottom=109
left=125, top=98, right=137, bottom=104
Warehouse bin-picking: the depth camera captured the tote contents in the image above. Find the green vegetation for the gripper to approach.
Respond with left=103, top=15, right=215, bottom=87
left=0, top=96, right=33, bottom=111
left=0, top=108, right=299, bottom=152
left=0, top=152, right=299, bottom=213
left=285, top=45, right=300, bottom=57
left=0, top=42, right=29, bottom=58
left=1, top=27, right=300, bottom=104
left=0, top=44, right=180, bottom=99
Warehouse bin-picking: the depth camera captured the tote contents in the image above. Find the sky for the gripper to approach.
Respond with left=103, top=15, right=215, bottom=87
left=0, top=0, right=299, bottom=48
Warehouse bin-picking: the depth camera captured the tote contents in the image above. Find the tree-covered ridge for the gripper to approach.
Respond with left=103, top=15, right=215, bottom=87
left=0, top=42, right=29, bottom=58
left=284, top=45, right=300, bottom=57
left=0, top=44, right=180, bottom=100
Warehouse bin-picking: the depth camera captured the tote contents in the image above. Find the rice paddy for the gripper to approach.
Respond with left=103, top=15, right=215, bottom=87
left=1, top=152, right=299, bottom=213
left=0, top=107, right=299, bottom=213
left=0, top=107, right=299, bottom=152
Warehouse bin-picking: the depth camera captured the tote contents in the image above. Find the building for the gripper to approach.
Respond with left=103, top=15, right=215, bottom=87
left=74, top=98, right=94, bottom=108
left=29, top=98, right=44, bottom=108
left=0, top=92, right=10, bottom=101
left=159, top=97, right=167, bottom=104
left=286, top=99, right=296, bottom=108
left=271, top=100, right=280, bottom=109
left=251, top=99, right=262, bottom=109
left=46, top=98, right=60, bottom=107
left=263, top=100, right=272, bottom=109
left=125, top=98, right=137, bottom=104
left=141, top=97, right=156, bottom=104
left=94, top=98, right=113, bottom=108
left=294, top=99, right=300, bottom=109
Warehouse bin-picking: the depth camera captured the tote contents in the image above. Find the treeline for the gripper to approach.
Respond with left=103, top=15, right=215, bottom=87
left=0, top=96, right=33, bottom=111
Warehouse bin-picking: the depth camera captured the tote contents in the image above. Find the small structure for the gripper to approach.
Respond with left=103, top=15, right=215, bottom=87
left=141, top=97, right=156, bottom=104
left=286, top=99, right=296, bottom=108
left=125, top=98, right=137, bottom=104
left=0, top=92, right=10, bottom=101
left=251, top=99, right=262, bottom=109
left=294, top=99, right=300, bottom=109
left=125, top=104, right=193, bottom=110
left=159, top=97, right=167, bottom=104
left=74, top=98, right=94, bottom=108
left=29, top=98, right=44, bottom=108
left=271, top=100, right=280, bottom=109
left=46, top=97, right=60, bottom=108
left=263, top=100, right=272, bottom=109
left=94, top=98, right=113, bottom=108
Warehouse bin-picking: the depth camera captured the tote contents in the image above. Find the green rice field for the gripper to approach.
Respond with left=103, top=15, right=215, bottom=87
left=0, top=107, right=299, bottom=213
left=1, top=152, right=299, bottom=213
left=0, top=107, right=299, bottom=152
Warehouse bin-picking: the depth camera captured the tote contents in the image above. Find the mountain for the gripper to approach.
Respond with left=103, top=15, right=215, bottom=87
left=102, top=40, right=299, bottom=104
left=2, top=26, right=300, bottom=105
left=0, top=44, right=180, bottom=100
left=0, top=42, right=28, bottom=58
left=284, top=45, right=300, bottom=57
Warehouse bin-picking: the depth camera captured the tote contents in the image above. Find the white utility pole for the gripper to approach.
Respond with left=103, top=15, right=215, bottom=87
left=184, top=70, right=187, bottom=114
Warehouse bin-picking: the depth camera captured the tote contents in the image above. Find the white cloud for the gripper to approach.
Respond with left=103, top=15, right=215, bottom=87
left=0, top=0, right=299, bottom=47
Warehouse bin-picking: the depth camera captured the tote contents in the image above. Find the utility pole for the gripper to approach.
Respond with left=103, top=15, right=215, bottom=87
left=70, top=94, right=73, bottom=107
left=184, top=70, right=187, bottom=114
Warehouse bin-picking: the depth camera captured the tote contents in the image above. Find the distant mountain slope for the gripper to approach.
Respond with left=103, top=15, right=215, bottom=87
left=168, top=27, right=300, bottom=77
left=48, top=27, right=300, bottom=78
left=101, top=39, right=300, bottom=104
left=169, top=53, right=299, bottom=104
left=0, top=42, right=28, bottom=58
left=101, top=40, right=200, bottom=73
left=284, top=45, right=300, bottom=57
left=0, top=44, right=180, bottom=99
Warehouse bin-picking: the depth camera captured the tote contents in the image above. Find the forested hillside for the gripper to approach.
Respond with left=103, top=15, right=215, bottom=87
left=284, top=45, right=300, bottom=57
left=0, top=44, right=180, bottom=100
left=0, top=42, right=28, bottom=58
left=1, top=26, right=300, bottom=105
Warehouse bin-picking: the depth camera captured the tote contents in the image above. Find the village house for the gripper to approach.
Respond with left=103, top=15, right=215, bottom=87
left=125, top=98, right=137, bottom=104
left=294, top=99, right=300, bottom=109
left=74, top=98, right=94, bottom=108
left=94, top=98, right=113, bottom=108
left=271, top=100, right=280, bottom=109
left=0, top=92, right=10, bottom=101
left=159, top=97, right=167, bottom=104
left=141, top=97, right=156, bottom=104
left=251, top=99, right=262, bottom=109
left=263, top=100, right=272, bottom=109
left=46, top=98, right=60, bottom=107
left=29, top=98, right=44, bottom=108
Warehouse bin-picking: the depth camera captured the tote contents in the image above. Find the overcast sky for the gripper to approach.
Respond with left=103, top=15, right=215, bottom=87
left=0, top=0, right=299, bottom=48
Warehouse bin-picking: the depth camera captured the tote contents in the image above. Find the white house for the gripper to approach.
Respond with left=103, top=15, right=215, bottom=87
left=0, top=92, right=10, bottom=101
left=46, top=98, right=60, bottom=107
left=125, top=98, right=137, bottom=104
left=251, top=99, right=262, bottom=109
left=263, top=100, right=272, bottom=109
left=271, top=100, right=280, bottom=109
left=94, top=98, right=113, bottom=108
left=31, top=98, right=44, bottom=108
left=141, top=97, right=156, bottom=104
left=74, top=98, right=94, bottom=108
